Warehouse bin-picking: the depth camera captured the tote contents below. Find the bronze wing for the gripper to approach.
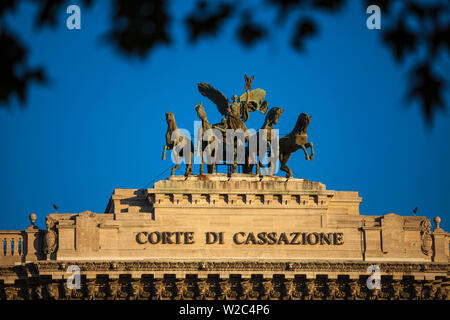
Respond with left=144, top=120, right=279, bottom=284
left=240, top=88, right=268, bottom=114
left=197, top=83, right=229, bottom=116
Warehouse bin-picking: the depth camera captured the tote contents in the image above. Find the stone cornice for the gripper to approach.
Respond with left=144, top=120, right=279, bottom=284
left=1, top=260, right=448, bottom=275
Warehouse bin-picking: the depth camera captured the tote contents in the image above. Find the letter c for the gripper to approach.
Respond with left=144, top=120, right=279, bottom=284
left=136, top=232, right=148, bottom=244
left=233, top=232, right=246, bottom=244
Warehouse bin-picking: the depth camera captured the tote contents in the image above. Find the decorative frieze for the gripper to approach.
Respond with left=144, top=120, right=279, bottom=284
left=147, top=192, right=336, bottom=208
left=3, top=260, right=444, bottom=274
left=1, top=275, right=448, bottom=300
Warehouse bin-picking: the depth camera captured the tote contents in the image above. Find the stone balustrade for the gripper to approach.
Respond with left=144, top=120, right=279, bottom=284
left=0, top=214, right=43, bottom=265
left=0, top=231, right=24, bottom=264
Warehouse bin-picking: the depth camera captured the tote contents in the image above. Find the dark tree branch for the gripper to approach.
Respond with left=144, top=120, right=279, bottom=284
left=0, top=0, right=448, bottom=128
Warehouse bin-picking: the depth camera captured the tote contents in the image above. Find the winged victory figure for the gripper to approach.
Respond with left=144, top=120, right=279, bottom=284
left=197, top=75, right=269, bottom=133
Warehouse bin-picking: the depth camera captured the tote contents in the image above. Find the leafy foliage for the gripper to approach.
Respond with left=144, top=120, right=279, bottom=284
left=373, top=0, right=449, bottom=126
left=185, top=1, right=233, bottom=42
left=0, top=0, right=448, bottom=127
left=291, top=18, right=318, bottom=52
left=104, top=0, right=171, bottom=58
left=0, top=28, right=45, bottom=106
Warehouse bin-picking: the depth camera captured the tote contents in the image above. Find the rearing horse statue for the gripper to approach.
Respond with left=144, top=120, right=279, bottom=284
left=195, top=102, right=221, bottom=174
left=279, top=113, right=314, bottom=178
left=243, top=107, right=284, bottom=175
left=162, top=111, right=193, bottom=176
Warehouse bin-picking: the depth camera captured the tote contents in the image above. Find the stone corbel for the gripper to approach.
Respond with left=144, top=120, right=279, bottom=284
left=245, top=194, right=255, bottom=205
left=317, top=195, right=328, bottom=207
left=264, top=194, right=273, bottom=205
left=191, top=194, right=201, bottom=205
left=299, top=194, right=309, bottom=206
left=209, top=194, right=219, bottom=205
left=228, top=194, right=237, bottom=205
left=154, top=193, right=166, bottom=205
left=173, top=194, right=183, bottom=205
left=281, top=194, right=290, bottom=206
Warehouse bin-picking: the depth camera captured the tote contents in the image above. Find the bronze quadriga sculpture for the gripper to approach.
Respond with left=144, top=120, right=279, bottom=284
left=163, top=75, right=314, bottom=178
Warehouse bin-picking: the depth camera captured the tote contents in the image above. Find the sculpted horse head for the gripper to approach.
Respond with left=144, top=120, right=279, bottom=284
left=165, top=111, right=176, bottom=130
left=162, top=111, right=193, bottom=176
left=195, top=103, right=208, bottom=123
left=262, top=107, right=284, bottom=129
left=290, top=113, right=311, bottom=135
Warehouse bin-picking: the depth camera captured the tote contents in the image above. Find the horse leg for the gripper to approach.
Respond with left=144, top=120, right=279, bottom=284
left=171, top=162, right=179, bottom=176
left=246, top=147, right=255, bottom=175
left=300, top=145, right=310, bottom=161
left=242, top=151, right=248, bottom=174
left=259, top=161, right=268, bottom=175
left=199, top=148, right=204, bottom=175
left=279, top=153, right=292, bottom=178
left=232, top=146, right=237, bottom=173
left=211, top=148, right=216, bottom=174
left=187, top=151, right=193, bottom=176
left=185, top=163, right=192, bottom=177
left=162, top=145, right=167, bottom=160
left=184, top=147, right=193, bottom=177
left=305, top=142, right=314, bottom=161
left=251, top=144, right=260, bottom=175
left=185, top=163, right=192, bottom=176
left=261, top=143, right=271, bottom=175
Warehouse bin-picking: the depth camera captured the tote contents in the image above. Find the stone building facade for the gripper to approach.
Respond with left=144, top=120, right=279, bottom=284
left=1, top=175, right=449, bottom=300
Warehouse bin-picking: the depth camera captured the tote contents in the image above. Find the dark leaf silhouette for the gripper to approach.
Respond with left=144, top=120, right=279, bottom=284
left=268, top=0, right=305, bottom=22
left=104, top=0, right=171, bottom=58
left=237, top=19, right=267, bottom=47
left=32, top=0, right=93, bottom=27
left=383, top=20, right=417, bottom=62
left=406, top=2, right=446, bottom=22
left=33, top=0, right=65, bottom=27
left=0, top=0, right=16, bottom=16
left=430, top=24, right=450, bottom=55
left=291, top=18, right=318, bottom=52
left=365, top=0, right=392, bottom=14
left=0, top=0, right=448, bottom=127
left=407, top=64, right=445, bottom=125
left=0, top=28, right=46, bottom=106
left=311, top=0, right=346, bottom=12
left=185, top=1, right=233, bottom=42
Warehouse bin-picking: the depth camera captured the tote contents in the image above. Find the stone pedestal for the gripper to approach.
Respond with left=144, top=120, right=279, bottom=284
left=433, top=230, right=450, bottom=262
left=24, top=226, right=42, bottom=262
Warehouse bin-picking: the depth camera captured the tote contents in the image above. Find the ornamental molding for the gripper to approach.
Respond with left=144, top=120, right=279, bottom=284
left=1, top=275, right=449, bottom=300
left=1, top=261, right=448, bottom=275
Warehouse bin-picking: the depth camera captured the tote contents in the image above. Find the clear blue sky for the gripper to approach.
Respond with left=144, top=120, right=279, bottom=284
left=1, top=1, right=449, bottom=232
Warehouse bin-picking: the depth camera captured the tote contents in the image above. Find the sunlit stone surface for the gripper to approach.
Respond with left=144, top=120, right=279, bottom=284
left=0, top=175, right=448, bottom=300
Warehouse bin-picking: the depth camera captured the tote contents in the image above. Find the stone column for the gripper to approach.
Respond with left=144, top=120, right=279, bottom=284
left=24, top=213, right=43, bottom=262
